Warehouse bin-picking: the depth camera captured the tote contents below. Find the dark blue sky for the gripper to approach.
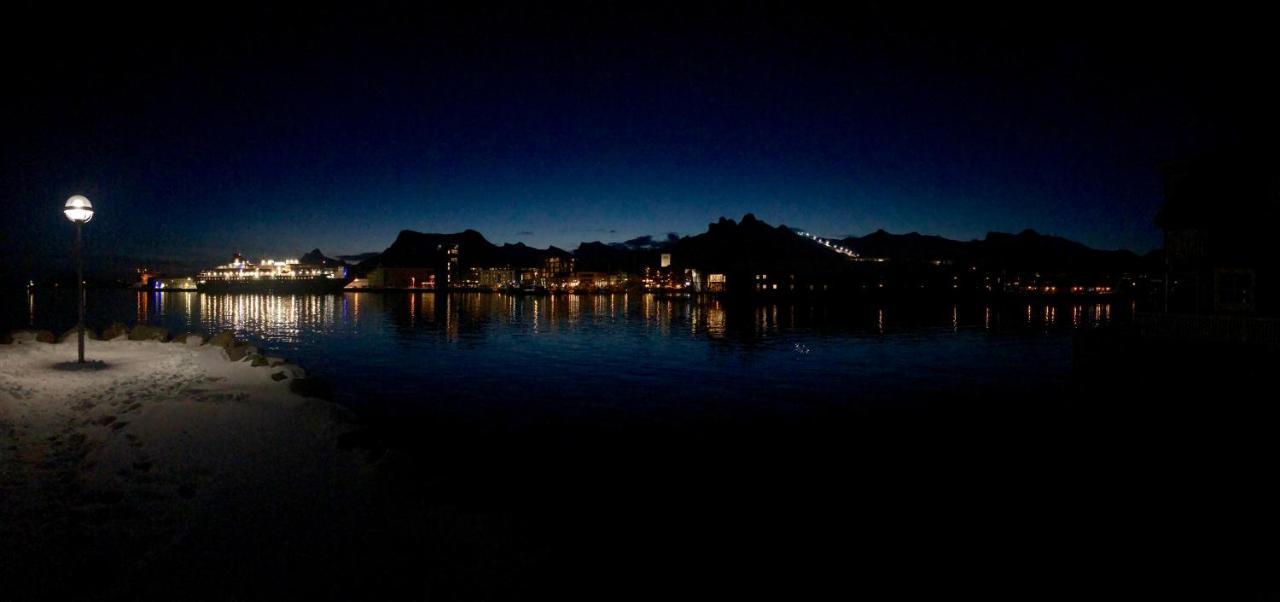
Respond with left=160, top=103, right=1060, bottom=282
left=2, top=3, right=1274, bottom=278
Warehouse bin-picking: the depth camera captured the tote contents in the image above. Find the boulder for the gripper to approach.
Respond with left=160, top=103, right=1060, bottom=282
left=8, top=331, right=36, bottom=343
left=224, top=344, right=252, bottom=362
left=179, top=333, right=207, bottom=346
left=208, top=331, right=238, bottom=349
left=250, top=355, right=269, bottom=367
left=270, top=372, right=288, bottom=381
left=9, top=330, right=56, bottom=343
left=210, top=332, right=258, bottom=362
left=58, top=327, right=98, bottom=343
left=128, top=324, right=170, bottom=342
left=101, top=322, right=129, bottom=340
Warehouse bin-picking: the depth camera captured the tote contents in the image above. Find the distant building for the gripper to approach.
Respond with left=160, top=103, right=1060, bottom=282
left=685, top=270, right=727, bottom=293
left=566, top=271, right=629, bottom=291
left=139, top=275, right=197, bottom=290
left=604, top=272, right=631, bottom=289
left=570, top=271, right=601, bottom=289
left=660, top=253, right=672, bottom=268
left=706, top=273, right=726, bottom=293
left=476, top=267, right=515, bottom=290
left=154, top=277, right=197, bottom=291
left=367, top=267, right=435, bottom=289
left=436, top=243, right=461, bottom=289
left=643, top=265, right=683, bottom=291
left=544, top=256, right=575, bottom=290
left=518, top=268, right=544, bottom=285
left=545, top=255, right=574, bottom=275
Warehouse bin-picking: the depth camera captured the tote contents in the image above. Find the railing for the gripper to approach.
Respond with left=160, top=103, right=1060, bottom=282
left=1133, top=312, right=1280, bottom=347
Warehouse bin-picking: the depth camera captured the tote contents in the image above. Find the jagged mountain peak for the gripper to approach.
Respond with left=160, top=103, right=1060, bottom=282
left=351, top=215, right=1146, bottom=277
left=298, top=248, right=343, bottom=266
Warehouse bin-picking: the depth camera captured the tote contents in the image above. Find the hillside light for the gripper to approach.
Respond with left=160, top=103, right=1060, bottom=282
left=63, top=195, right=93, bottom=363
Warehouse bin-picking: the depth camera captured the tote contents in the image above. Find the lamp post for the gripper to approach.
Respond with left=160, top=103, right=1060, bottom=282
left=63, top=195, right=94, bottom=363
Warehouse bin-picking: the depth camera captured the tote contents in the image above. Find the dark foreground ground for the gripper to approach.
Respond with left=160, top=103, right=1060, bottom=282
left=6, top=332, right=1279, bottom=600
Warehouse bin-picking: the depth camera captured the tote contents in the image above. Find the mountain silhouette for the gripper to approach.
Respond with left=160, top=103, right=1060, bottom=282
left=350, top=215, right=1149, bottom=278
left=356, top=229, right=566, bottom=274
left=838, top=227, right=1152, bottom=273
left=297, top=249, right=344, bottom=266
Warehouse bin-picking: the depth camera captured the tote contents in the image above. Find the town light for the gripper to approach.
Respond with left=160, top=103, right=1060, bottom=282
left=63, top=196, right=93, bottom=363
left=63, top=195, right=94, bottom=223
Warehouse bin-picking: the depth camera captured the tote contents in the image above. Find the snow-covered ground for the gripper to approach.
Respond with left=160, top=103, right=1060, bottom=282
left=0, top=334, right=387, bottom=599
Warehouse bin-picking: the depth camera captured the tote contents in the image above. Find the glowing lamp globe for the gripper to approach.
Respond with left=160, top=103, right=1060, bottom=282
left=63, top=195, right=94, bottom=224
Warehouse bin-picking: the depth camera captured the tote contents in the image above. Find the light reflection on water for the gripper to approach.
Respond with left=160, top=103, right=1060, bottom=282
left=18, top=290, right=1119, bottom=342
left=11, top=290, right=1119, bottom=422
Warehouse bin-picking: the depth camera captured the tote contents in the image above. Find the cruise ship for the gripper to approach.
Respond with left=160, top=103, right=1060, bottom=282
left=196, top=253, right=350, bottom=293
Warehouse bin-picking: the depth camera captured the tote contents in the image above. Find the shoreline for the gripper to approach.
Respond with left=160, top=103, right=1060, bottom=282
left=0, top=327, right=377, bottom=599
left=20, top=284, right=1130, bottom=300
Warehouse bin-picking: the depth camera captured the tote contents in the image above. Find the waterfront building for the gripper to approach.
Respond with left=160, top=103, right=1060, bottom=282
left=643, top=265, right=684, bottom=291
left=682, top=270, right=729, bottom=293
left=605, top=272, right=632, bottom=289
left=519, top=268, right=544, bottom=285
left=1158, top=152, right=1278, bottom=315
left=1094, top=149, right=1280, bottom=346
left=367, top=267, right=435, bottom=289
left=564, top=271, right=630, bottom=291
left=436, top=243, right=461, bottom=289
left=545, top=255, right=573, bottom=275
left=544, top=255, right=575, bottom=290
left=476, top=267, right=515, bottom=290
left=705, top=273, right=726, bottom=293
left=135, top=269, right=196, bottom=291
left=451, top=266, right=480, bottom=289
left=154, top=277, right=197, bottom=291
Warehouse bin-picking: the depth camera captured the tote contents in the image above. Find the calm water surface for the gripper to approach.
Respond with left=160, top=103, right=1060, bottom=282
left=5, top=289, right=1145, bottom=597
left=4, top=290, right=1120, bottom=426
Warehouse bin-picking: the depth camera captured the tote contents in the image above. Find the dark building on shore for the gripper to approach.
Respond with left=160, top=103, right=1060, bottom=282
left=1157, top=152, right=1280, bottom=316
left=367, top=267, right=435, bottom=289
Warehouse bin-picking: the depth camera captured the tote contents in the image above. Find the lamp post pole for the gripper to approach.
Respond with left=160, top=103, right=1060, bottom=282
left=76, top=220, right=85, bottom=363
left=63, top=195, right=94, bottom=363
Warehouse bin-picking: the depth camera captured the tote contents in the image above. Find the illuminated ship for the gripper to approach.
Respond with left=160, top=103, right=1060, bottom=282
left=196, top=253, right=350, bottom=293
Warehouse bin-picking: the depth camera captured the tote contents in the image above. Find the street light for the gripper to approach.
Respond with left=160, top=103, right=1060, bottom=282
left=63, top=195, right=93, bottom=363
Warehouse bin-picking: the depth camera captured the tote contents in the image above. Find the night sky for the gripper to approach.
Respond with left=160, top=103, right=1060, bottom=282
left=2, top=3, right=1274, bottom=280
